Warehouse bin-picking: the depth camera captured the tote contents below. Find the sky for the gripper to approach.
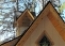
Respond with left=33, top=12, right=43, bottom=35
left=60, top=0, right=65, bottom=4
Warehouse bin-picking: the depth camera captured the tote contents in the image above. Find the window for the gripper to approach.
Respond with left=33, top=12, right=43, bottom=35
left=39, top=36, right=50, bottom=46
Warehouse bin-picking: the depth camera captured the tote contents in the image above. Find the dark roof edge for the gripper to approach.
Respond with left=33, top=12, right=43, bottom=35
left=0, top=35, right=21, bottom=46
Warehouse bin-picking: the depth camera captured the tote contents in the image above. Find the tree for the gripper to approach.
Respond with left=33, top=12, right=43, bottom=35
left=59, top=2, right=65, bottom=13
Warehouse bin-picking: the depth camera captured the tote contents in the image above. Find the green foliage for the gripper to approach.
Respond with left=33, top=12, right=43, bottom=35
left=59, top=2, right=65, bottom=13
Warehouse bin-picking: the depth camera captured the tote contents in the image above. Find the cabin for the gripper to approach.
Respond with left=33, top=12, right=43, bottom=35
left=1, top=1, right=65, bottom=46
left=16, top=2, right=65, bottom=46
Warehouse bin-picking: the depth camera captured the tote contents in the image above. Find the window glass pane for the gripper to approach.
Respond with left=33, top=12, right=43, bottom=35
left=39, top=36, right=50, bottom=46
